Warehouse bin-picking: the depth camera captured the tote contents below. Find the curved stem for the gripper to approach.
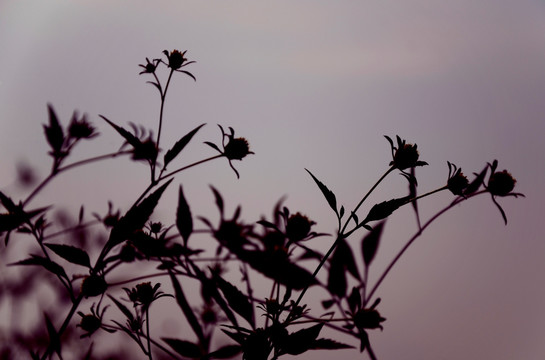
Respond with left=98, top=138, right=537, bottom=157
left=363, top=191, right=484, bottom=306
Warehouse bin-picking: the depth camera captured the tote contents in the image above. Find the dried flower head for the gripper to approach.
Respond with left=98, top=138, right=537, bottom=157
left=165, top=49, right=187, bottom=70
left=124, top=282, right=171, bottom=309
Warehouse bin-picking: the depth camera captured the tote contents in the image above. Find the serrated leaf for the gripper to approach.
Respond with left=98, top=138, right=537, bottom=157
left=215, top=274, right=254, bottom=327
left=176, top=185, right=193, bottom=246
left=281, top=323, right=324, bottom=355
left=0, top=206, right=49, bottom=234
left=362, top=221, right=385, bottom=267
left=107, top=179, right=172, bottom=249
left=363, top=197, right=409, bottom=223
left=239, top=250, right=317, bottom=290
left=44, top=243, right=91, bottom=268
left=169, top=271, right=205, bottom=344
left=305, top=169, right=338, bottom=215
left=10, top=255, right=68, bottom=280
left=163, top=338, right=202, bottom=358
left=164, top=124, right=205, bottom=167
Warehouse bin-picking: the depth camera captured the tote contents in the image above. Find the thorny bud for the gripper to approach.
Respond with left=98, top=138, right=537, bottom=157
left=224, top=137, right=252, bottom=160
left=81, top=274, right=108, bottom=298
left=286, top=213, right=315, bottom=242
left=488, top=170, right=517, bottom=196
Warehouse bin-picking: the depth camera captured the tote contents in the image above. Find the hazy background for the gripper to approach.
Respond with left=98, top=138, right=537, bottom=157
left=1, top=1, right=544, bottom=359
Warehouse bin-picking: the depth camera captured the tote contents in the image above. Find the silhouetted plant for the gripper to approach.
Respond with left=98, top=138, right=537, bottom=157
left=0, top=49, right=524, bottom=360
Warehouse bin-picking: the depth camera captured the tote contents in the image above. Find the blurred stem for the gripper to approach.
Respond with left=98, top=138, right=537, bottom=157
left=23, top=150, right=131, bottom=207
left=146, top=307, right=153, bottom=360
left=40, top=294, right=83, bottom=360
left=363, top=191, right=484, bottom=306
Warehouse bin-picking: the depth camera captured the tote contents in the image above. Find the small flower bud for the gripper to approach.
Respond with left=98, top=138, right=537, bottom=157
left=353, top=308, right=386, bottom=330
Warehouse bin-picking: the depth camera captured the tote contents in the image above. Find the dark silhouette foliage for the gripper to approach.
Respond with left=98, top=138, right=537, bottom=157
left=0, top=49, right=524, bottom=359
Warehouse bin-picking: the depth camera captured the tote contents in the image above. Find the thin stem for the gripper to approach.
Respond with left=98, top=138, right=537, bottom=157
left=364, top=191, right=484, bottom=306
left=290, top=166, right=395, bottom=314
left=23, top=150, right=131, bottom=206
left=146, top=307, right=153, bottom=360
left=154, top=69, right=174, bottom=180
left=158, top=154, right=224, bottom=181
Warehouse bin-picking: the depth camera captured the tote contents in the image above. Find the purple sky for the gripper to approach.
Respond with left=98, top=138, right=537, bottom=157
left=1, top=1, right=544, bottom=359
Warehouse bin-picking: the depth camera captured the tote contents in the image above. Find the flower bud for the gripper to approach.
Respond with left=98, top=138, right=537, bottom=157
left=447, top=170, right=469, bottom=196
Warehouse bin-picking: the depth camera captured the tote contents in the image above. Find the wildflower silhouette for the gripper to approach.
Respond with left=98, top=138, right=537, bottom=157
left=0, top=49, right=523, bottom=360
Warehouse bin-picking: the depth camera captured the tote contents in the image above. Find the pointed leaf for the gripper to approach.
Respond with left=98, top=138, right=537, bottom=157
left=362, top=221, right=385, bottom=267
left=10, top=255, right=68, bottom=280
left=99, top=115, right=141, bottom=148
left=107, top=179, right=172, bottom=249
left=169, top=271, right=205, bottom=344
left=305, top=169, right=337, bottom=215
left=44, top=243, right=91, bottom=268
left=0, top=191, right=17, bottom=212
left=44, top=104, right=65, bottom=154
left=363, top=197, right=409, bottom=223
left=163, top=338, right=202, bottom=358
left=210, top=186, right=224, bottom=217
left=215, top=274, right=254, bottom=327
left=164, top=124, right=205, bottom=167
left=176, top=185, right=193, bottom=245
left=281, top=323, right=324, bottom=355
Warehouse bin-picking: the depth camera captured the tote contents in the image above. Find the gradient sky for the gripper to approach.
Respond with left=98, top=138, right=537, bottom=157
left=1, top=1, right=544, bottom=359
